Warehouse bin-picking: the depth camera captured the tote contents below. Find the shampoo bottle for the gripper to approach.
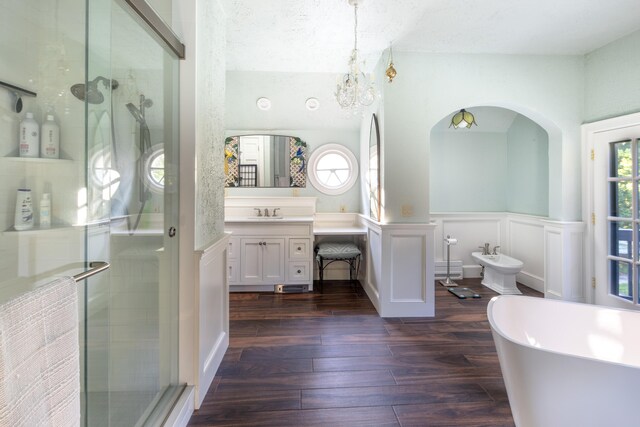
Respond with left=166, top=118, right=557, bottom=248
left=14, top=189, right=34, bottom=231
left=40, top=193, right=51, bottom=228
left=19, top=112, right=39, bottom=158
left=40, top=115, right=60, bottom=159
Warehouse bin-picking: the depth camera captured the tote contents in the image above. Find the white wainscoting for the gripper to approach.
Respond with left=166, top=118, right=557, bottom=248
left=543, top=220, right=585, bottom=301
left=430, top=212, right=583, bottom=298
left=193, top=234, right=230, bottom=408
left=362, top=218, right=435, bottom=317
left=507, top=215, right=545, bottom=292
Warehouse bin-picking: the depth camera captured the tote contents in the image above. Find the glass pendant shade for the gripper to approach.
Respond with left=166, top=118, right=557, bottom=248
left=450, top=109, right=477, bottom=129
left=385, top=43, right=396, bottom=83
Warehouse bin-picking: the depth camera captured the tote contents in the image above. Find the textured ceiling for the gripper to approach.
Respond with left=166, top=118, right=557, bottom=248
left=224, top=0, right=640, bottom=73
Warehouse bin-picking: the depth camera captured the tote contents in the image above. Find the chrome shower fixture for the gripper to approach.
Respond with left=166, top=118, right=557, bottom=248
left=70, top=76, right=119, bottom=104
left=126, top=94, right=153, bottom=124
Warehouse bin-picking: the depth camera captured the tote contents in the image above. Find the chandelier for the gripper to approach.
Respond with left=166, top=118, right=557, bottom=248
left=335, top=0, right=378, bottom=116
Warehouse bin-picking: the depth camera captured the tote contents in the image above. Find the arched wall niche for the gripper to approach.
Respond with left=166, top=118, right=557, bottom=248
left=428, top=103, right=562, bottom=219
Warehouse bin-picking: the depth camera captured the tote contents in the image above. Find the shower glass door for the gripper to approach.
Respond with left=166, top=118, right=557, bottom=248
left=85, top=0, right=181, bottom=425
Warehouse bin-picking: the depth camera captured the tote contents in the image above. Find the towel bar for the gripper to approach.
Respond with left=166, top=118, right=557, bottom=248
left=73, top=261, right=110, bottom=283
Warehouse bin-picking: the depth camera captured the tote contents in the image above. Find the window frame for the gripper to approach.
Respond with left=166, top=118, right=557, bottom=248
left=307, top=143, right=359, bottom=195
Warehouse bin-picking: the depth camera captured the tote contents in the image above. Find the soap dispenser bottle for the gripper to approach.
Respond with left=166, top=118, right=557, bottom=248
left=40, top=115, right=60, bottom=159
left=19, top=112, right=40, bottom=158
left=40, top=193, right=51, bottom=228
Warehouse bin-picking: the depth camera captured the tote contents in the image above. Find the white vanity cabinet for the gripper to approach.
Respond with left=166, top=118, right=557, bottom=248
left=239, top=238, right=285, bottom=283
left=225, top=218, right=314, bottom=291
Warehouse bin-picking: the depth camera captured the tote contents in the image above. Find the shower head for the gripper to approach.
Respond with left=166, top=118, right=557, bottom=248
left=126, top=103, right=144, bottom=123
left=70, top=76, right=119, bottom=104
left=126, top=95, right=153, bottom=124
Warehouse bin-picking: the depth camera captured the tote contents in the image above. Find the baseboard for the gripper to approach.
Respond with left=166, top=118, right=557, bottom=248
left=361, top=278, right=380, bottom=314
left=164, top=386, right=194, bottom=427
left=517, top=270, right=544, bottom=293
left=198, top=332, right=228, bottom=408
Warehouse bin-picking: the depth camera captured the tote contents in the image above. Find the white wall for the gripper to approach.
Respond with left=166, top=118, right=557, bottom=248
left=585, top=30, right=640, bottom=123
left=381, top=52, right=584, bottom=223
left=506, top=114, right=549, bottom=216
left=430, top=131, right=508, bottom=212
left=226, top=71, right=361, bottom=213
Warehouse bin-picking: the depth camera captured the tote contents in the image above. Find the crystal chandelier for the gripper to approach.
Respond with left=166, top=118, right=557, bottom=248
left=335, top=0, right=377, bottom=116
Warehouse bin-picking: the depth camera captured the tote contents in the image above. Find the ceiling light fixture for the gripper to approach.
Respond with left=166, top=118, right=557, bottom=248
left=385, top=43, right=397, bottom=83
left=256, top=97, right=271, bottom=110
left=305, top=97, right=320, bottom=111
left=335, top=0, right=377, bottom=116
left=450, top=109, right=477, bottom=129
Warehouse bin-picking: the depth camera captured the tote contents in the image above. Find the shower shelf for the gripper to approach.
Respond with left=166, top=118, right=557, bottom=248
left=3, top=156, right=72, bottom=163
left=3, top=224, right=73, bottom=234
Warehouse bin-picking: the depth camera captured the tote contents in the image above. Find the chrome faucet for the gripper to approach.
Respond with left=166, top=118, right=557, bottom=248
left=264, top=208, right=270, bottom=217
left=478, top=243, right=491, bottom=255
left=492, top=245, right=500, bottom=255
left=254, top=208, right=263, bottom=217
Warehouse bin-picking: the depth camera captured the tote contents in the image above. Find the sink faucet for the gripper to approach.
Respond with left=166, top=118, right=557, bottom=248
left=492, top=245, right=500, bottom=255
left=264, top=208, right=270, bottom=217
left=254, top=208, right=263, bottom=217
left=272, top=208, right=280, bottom=217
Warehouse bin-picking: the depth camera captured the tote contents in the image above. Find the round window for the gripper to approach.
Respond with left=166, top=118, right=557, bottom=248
left=308, top=144, right=359, bottom=195
left=144, top=146, right=165, bottom=194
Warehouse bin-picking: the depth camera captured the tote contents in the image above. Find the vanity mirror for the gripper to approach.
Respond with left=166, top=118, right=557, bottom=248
left=225, top=135, right=308, bottom=187
left=369, top=114, right=381, bottom=220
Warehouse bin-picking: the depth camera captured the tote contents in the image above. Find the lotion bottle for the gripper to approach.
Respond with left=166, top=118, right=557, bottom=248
left=19, top=112, right=39, bottom=158
left=40, top=115, right=60, bottom=159
left=40, top=193, right=51, bottom=228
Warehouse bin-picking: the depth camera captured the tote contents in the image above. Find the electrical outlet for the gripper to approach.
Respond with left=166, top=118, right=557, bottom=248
left=401, top=204, right=414, bottom=217
left=292, top=188, right=299, bottom=197
left=340, top=205, right=346, bottom=213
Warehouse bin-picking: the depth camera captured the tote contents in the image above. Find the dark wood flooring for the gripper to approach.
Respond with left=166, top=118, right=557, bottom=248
left=188, top=279, right=542, bottom=426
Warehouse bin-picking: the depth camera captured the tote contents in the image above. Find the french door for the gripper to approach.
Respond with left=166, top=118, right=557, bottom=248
left=593, top=121, right=640, bottom=308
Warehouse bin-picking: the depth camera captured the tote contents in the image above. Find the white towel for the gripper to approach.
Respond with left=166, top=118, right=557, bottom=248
left=0, top=276, right=80, bottom=427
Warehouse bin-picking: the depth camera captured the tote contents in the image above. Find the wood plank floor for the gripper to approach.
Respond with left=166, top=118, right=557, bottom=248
left=188, top=279, right=542, bottom=427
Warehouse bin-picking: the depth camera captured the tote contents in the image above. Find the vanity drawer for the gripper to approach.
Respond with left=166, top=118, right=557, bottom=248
left=287, top=261, right=310, bottom=282
left=227, top=260, right=239, bottom=283
left=289, top=238, right=311, bottom=259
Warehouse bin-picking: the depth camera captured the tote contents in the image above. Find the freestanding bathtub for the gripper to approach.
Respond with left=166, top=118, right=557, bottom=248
left=488, top=295, right=640, bottom=427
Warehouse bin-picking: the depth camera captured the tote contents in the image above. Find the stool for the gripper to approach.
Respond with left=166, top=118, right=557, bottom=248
left=315, top=242, right=361, bottom=293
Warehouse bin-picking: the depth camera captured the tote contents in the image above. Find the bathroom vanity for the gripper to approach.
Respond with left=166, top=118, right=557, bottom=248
left=225, top=217, right=314, bottom=291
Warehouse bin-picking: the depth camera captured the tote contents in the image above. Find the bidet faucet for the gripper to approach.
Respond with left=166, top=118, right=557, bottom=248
left=254, top=208, right=263, bottom=217
left=264, top=208, right=270, bottom=217
left=492, top=245, right=500, bottom=255
left=273, top=208, right=280, bottom=217
left=478, top=243, right=491, bottom=255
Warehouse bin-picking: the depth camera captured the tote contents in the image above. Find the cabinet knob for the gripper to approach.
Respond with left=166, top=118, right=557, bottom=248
left=297, top=269, right=302, bottom=274
left=258, top=242, right=263, bottom=246
left=297, top=247, right=302, bottom=251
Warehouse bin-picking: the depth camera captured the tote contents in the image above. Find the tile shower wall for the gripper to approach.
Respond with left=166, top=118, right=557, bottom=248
left=0, top=0, right=86, bottom=283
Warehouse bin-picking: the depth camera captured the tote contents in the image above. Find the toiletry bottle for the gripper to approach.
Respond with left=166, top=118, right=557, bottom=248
left=40, top=193, right=51, bottom=228
left=14, top=189, right=34, bottom=230
left=40, top=115, right=60, bottom=159
left=19, top=112, right=39, bottom=158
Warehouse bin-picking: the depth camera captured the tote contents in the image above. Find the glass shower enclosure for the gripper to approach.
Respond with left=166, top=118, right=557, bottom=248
left=0, top=0, right=181, bottom=425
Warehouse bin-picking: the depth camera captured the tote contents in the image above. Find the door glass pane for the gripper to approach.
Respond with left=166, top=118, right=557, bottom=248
left=610, top=181, right=633, bottom=218
left=609, top=221, right=633, bottom=259
left=610, top=260, right=632, bottom=300
left=610, top=140, right=632, bottom=178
